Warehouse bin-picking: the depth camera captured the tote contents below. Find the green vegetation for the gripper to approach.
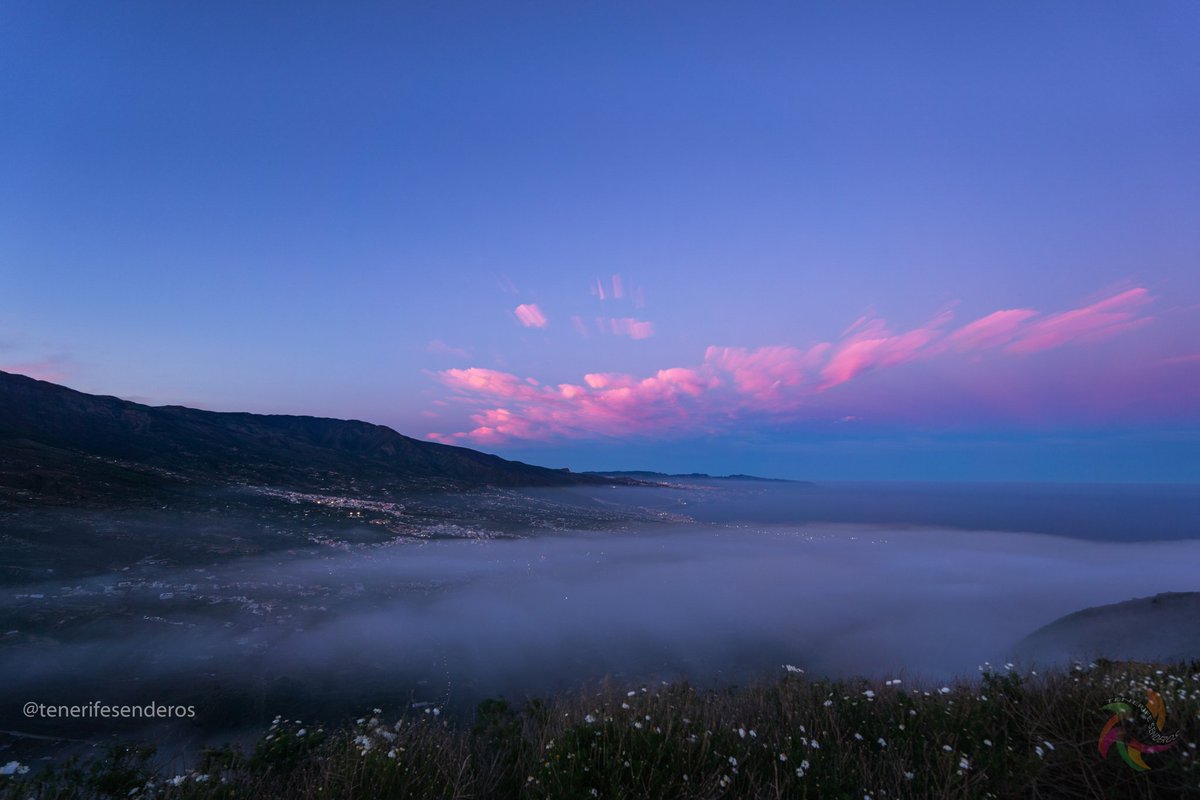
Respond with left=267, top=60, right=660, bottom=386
left=4, top=661, right=1198, bottom=799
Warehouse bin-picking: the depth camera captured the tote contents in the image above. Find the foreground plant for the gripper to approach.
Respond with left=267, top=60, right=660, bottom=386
left=4, top=660, right=1198, bottom=799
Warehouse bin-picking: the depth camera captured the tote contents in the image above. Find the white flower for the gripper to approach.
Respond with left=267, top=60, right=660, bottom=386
left=1034, top=745, right=1044, bottom=758
left=1043, top=740, right=1055, bottom=751
left=585, top=714, right=597, bottom=724
left=823, top=699, right=833, bottom=707
left=729, top=756, right=737, bottom=767
left=387, top=749, right=397, bottom=759
left=779, top=753, right=788, bottom=762
left=938, top=687, right=951, bottom=694
left=863, top=690, right=876, bottom=699
left=738, top=727, right=746, bottom=738
left=0, top=762, right=29, bottom=776
left=296, top=728, right=307, bottom=737
left=784, top=664, right=804, bottom=673
left=942, top=745, right=953, bottom=752
left=877, top=738, right=887, bottom=747
left=854, top=733, right=863, bottom=740
left=983, top=739, right=992, bottom=747
left=904, top=771, right=914, bottom=780
left=958, top=757, right=970, bottom=770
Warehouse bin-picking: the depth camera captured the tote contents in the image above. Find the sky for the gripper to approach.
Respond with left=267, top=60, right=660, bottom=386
left=2, top=2, right=1198, bottom=481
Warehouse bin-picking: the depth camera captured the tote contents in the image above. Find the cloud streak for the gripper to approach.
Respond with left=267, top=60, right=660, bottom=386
left=431, top=288, right=1163, bottom=444
left=513, top=304, right=548, bottom=328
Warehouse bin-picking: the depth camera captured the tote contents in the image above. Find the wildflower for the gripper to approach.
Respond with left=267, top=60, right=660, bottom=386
left=904, top=771, right=914, bottom=780
left=779, top=753, right=788, bottom=762
left=296, top=728, right=307, bottom=737
left=585, top=714, right=597, bottom=724
left=854, top=733, right=864, bottom=740
left=938, top=687, right=951, bottom=694
left=0, top=762, right=29, bottom=776
left=739, top=727, right=746, bottom=738
left=1043, top=740, right=1055, bottom=751
left=942, top=745, right=953, bottom=752
left=387, top=749, right=397, bottom=759
left=877, top=738, right=887, bottom=747
left=863, top=690, right=876, bottom=699
left=729, top=756, right=738, bottom=767
left=1034, top=746, right=1044, bottom=758
left=622, top=703, right=631, bottom=710
left=958, top=757, right=970, bottom=770
left=784, top=664, right=804, bottom=673
left=823, top=699, right=833, bottom=707
left=983, top=739, right=992, bottom=747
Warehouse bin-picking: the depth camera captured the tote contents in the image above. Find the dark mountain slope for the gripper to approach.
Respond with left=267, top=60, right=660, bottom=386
left=0, top=370, right=602, bottom=505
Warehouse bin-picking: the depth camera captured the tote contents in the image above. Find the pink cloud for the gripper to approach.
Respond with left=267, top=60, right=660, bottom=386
left=430, top=287, right=1163, bottom=444
left=609, top=317, right=655, bottom=339
left=703, top=344, right=828, bottom=401
left=1005, top=288, right=1152, bottom=353
left=948, top=309, right=1037, bottom=350
left=426, top=339, right=470, bottom=359
left=0, top=360, right=69, bottom=383
left=818, top=311, right=953, bottom=389
left=514, top=303, right=548, bottom=328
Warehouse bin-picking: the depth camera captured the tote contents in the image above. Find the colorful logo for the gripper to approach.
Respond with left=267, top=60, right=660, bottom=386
left=1097, top=689, right=1180, bottom=771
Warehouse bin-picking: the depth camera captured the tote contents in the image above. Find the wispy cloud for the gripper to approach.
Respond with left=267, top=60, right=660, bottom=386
left=608, top=317, right=655, bottom=339
left=426, top=339, right=471, bottom=359
left=431, top=288, right=1162, bottom=444
left=1004, top=288, right=1152, bottom=353
left=0, top=359, right=70, bottom=384
left=513, top=303, right=548, bottom=328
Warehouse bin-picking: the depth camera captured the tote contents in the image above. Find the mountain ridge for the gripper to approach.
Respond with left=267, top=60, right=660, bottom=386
left=0, top=370, right=619, bottom=506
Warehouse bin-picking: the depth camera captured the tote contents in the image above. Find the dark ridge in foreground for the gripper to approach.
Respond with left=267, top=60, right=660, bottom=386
left=0, top=370, right=621, bottom=507
left=2, top=660, right=1196, bottom=799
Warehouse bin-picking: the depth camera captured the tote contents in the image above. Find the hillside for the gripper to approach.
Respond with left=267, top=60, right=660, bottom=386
left=0, top=370, right=606, bottom=507
left=1014, top=591, right=1200, bottom=666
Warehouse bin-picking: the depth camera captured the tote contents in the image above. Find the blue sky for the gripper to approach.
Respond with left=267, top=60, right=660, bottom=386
left=3, top=3, right=1198, bottom=479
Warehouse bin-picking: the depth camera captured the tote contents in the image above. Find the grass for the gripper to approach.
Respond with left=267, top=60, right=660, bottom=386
left=3, top=660, right=1198, bottom=799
